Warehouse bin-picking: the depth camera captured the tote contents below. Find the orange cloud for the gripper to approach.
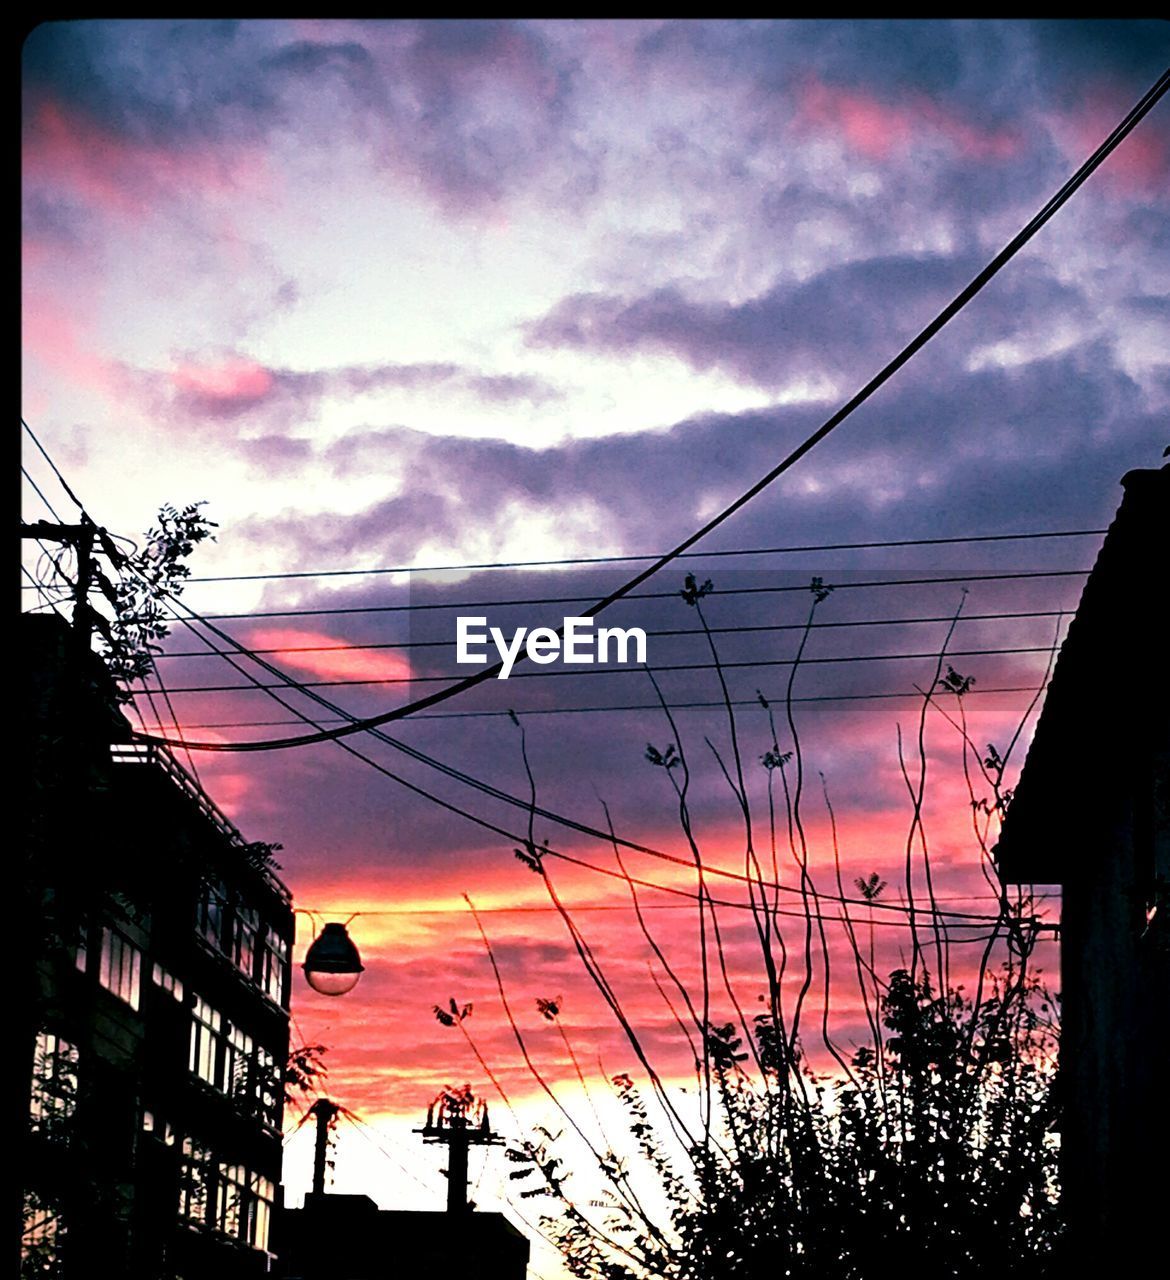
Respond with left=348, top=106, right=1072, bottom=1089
left=286, top=833, right=1054, bottom=1121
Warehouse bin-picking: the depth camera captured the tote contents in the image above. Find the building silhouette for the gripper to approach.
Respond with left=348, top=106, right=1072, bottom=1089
left=22, top=612, right=296, bottom=1277
left=996, top=464, right=1169, bottom=1266
left=273, top=1198, right=530, bottom=1280
left=272, top=1088, right=529, bottom=1280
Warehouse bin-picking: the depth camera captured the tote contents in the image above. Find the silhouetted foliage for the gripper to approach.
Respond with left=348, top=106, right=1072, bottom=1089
left=100, top=502, right=217, bottom=698
left=285, top=1043, right=329, bottom=1105
left=473, top=576, right=1062, bottom=1278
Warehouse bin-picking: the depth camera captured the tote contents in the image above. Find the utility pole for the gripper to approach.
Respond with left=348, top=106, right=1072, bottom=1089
left=308, top=1098, right=340, bottom=1196
left=18, top=517, right=104, bottom=1275
left=416, top=1087, right=503, bottom=1214
left=22, top=518, right=111, bottom=660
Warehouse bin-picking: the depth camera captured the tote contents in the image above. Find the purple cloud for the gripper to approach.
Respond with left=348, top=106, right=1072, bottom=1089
left=134, top=353, right=562, bottom=426
left=526, top=257, right=1088, bottom=389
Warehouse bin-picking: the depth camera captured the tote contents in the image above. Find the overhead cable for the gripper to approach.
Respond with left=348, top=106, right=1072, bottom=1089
left=125, top=66, right=1170, bottom=753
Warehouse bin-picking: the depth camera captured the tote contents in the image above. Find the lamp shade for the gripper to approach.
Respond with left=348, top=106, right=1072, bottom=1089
left=303, top=922, right=364, bottom=996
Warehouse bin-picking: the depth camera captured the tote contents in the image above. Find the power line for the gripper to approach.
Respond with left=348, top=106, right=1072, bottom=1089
left=147, top=609, right=1071, bottom=659
left=20, top=454, right=1050, bottom=942
left=129, top=685, right=1056, bottom=729
left=21, top=465, right=64, bottom=522
left=17, top=440, right=1092, bottom=630
left=31, top=488, right=981, bottom=931
left=23, top=504, right=207, bottom=785
left=73, top=493, right=1047, bottom=911
left=146, top=652, right=204, bottom=788
left=127, top=645, right=1063, bottom=696
left=105, top=568, right=1052, bottom=932
left=369, top=852, right=1024, bottom=932
left=21, top=419, right=86, bottom=512
left=186, top=569, right=1089, bottom=624
left=129, top=592, right=1033, bottom=928
left=21, top=564, right=69, bottom=619
left=23, top=533, right=78, bottom=618
left=341, top=1110, right=446, bottom=1197
left=123, top=574, right=1056, bottom=915
left=294, top=892, right=1058, bottom=917
left=123, top=67, right=1170, bottom=754
left=148, top=527, right=1107, bottom=584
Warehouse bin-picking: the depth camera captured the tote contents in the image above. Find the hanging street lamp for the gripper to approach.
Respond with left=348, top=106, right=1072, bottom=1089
left=302, top=921, right=364, bottom=996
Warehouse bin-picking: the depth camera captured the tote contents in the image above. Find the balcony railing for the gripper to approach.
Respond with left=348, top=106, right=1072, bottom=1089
left=110, top=742, right=291, bottom=904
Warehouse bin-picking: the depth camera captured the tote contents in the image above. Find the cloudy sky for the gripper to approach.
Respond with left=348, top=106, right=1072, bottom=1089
left=21, top=18, right=1169, bottom=1267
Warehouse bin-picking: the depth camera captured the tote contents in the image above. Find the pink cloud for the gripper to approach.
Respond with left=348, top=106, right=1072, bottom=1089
left=197, top=768, right=253, bottom=818
left=796, top=77, right=1021, bottom=162
left=119, top=713, right=257, bottom=819
left=22, top=239, right=51, bottom=269
left=22, top=291, right=116, bottom=397
left=246, top=627, right=413, bottom=684
left=172, top=358, right=275, bottom=407
left=1049, top=92, right=1170, bottom=195
left=23, top=95, right=268, bottom=218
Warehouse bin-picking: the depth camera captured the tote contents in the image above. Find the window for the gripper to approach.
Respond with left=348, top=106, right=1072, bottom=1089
left=197, top=881, right=229, bottom=952
left=233, top=904, right=259, bottom=980
left=189, top=995, right=281, bottom=1128
left=247, top=1173, right=275, bottom=1252
left=30, top=1031, right=79, bottom=1136
left=98, top=927, right=141, bottom=1010
left=174, top=1138, right=274, bottom=1253
left=190, top=997, right=223, bottom=1089
left=259, top=929, right=289, bottom=1004
left=253, top=1044, right=282, bottom=1130
left=22, top=1191, right=64, bottom=1271
left=152, top=962, right=184, bottom=1001
left=225, top=1024, right=253, bottom=1100
left=178, top=1138, right=212, bottom=1226
left=143, top=1110, right=176, bottom=1146
left=216, top=1163, right=247, bottom=1238
left=217, top=1164, right=275, bottom=1251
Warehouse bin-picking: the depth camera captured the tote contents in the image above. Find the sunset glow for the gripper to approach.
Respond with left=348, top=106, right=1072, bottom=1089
left=21, top=20, right=1168, bottom=1277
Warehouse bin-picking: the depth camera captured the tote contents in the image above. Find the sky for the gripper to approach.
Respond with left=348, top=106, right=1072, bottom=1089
left=21, top=18, right=1170, bottom=1274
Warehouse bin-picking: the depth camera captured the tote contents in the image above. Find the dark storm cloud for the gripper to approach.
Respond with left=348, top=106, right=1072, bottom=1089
left=612, top=19, right=1169, bottom=269
left=638, top=18, right=992, bottom=104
